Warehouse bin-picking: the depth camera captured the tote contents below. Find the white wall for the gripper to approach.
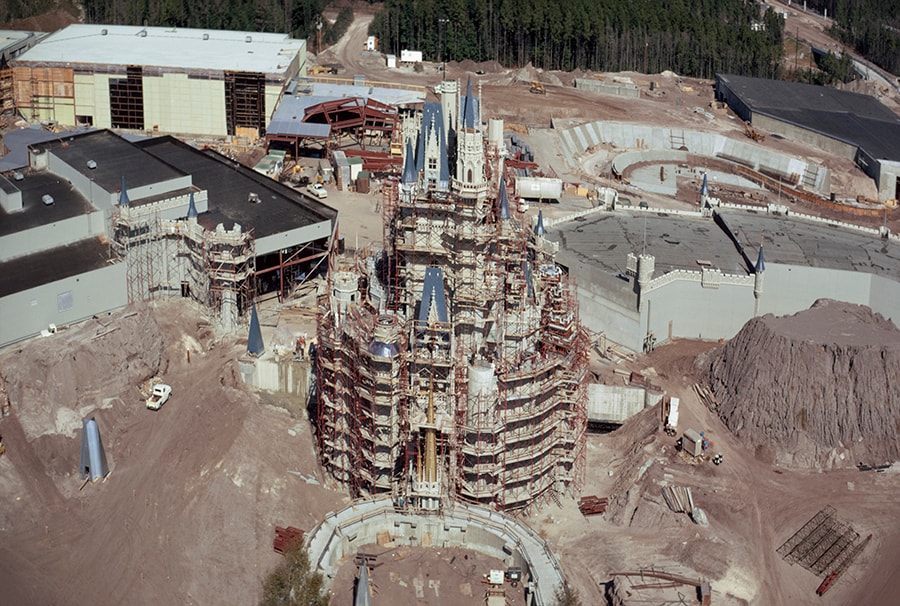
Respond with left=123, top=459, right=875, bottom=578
left=255, top=220, right=332, bottom=256
left=1, top=211, right=106, bottom=259
left=143, top=74, right=228, bottom=136
left=0, top=261, right=127, bottom=347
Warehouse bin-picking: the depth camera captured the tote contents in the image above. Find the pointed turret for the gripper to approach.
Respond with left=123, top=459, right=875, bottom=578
left=753, top=244, right=765, bottom=316
left=118, top=176, right=130, bottom=206
left=80, top=417, right=110, bottom=482
left=498, top=179, right=511, bottom=220
left=462, top=77, right=476, bottom=129
left=355, top=562, right=372, bottom=606
left=755, top=245, right=766, bottom=273
left=187, top=191, right=198, bottom=219
left=418, top=267, right=449, bottom=324
left=534, top=209, right=546, bottom=235
left=402, top=140, right=417, bottom=185
left=247, top=303, right=265, bottom=356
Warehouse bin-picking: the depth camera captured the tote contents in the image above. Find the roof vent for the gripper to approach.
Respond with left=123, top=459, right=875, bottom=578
left=203, top=33, right=209, bottom=40
left=87, top=160, right=97, bottom=169
left=245, top=35, right=252, bottom=43
left=248, top=192, right=260, bottom=204
left=101, top=29, right=108, bottom=36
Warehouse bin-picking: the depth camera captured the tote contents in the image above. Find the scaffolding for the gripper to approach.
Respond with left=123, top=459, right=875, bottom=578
left=314, top=104, right=588, bottom=514
left=111, top=200, right=255, bottom=328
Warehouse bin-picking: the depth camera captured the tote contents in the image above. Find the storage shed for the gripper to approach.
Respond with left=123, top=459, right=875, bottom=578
left=682, top=428, right=703, bottom=457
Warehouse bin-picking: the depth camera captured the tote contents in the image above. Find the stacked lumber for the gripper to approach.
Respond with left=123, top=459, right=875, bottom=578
left=661, top=485, right=694, bottom=514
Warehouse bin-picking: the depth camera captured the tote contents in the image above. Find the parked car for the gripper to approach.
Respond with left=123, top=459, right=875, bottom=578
left=307, top=183, right=328, bottom=199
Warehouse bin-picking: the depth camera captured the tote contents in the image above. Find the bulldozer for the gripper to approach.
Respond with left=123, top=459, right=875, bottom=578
left=529, top=80, right=546, bottom=95
left=309, top=64, right=338, bottom=75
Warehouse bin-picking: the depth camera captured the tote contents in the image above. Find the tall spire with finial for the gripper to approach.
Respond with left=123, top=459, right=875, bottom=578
left=534, top=209, right=546, bottom=235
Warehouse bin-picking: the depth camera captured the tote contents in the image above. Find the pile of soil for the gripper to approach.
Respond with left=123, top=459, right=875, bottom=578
left=0, top=301, right=344, bottom=605
left=696, top=299, right=900, bottom=469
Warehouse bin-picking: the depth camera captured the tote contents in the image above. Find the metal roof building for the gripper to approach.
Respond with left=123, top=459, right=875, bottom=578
left=715, top=73, right=900, bottom=202
left=10, top=24, right=307, bottom=138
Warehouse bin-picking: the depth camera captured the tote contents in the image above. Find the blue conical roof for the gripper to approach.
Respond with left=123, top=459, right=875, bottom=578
left=187, top=191, right=198, bottom=218
left=498, top=179, right=510, bottom=220
left=80, top=417, right=109, bottom=481
left=247, top=303, right=265, bottom=356
left=755, top=245, right=766, bottom=273
left=419, top=267, right=449, bottom=324
left=402, top=140, right=417, bottom=184
left=534, top=209, right=546, bottom=235
left=355, top=563, right=372, bottom=606
left=700, top=173, right=709, bottom=197
left=118, top=176, right=130, bottom=206
left=463, top=77, right=476, bottom=129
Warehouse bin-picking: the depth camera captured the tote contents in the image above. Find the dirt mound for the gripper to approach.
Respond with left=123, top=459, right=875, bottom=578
left=0, top=305, right=163, bottom=442
left=696, top=299, right=900, bottom=468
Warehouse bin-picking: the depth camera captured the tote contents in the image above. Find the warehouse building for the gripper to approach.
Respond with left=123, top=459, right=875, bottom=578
left=715, top=73, right=900, bottom=202
left=10, top=25, right=306, bottom=138
left=0, top=129, right=335, bottom=346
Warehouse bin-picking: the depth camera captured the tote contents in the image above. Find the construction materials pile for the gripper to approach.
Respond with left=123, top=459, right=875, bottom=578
left=696, top=299, right=900, bottom=469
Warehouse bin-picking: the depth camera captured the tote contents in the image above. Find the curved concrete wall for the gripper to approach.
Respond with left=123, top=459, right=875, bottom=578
left=559, top=121, right=830, bottom=193
left=304, top=498, right=566, bottom=606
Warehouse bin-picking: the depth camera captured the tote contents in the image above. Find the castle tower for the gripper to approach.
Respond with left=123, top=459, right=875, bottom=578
left=440, top=79, right=458, bottom=140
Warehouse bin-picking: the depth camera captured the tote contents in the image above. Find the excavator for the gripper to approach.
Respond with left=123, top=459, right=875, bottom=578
left=744, top=121, right=765, bottom=142
left=529, top=80, right=546, bottom=95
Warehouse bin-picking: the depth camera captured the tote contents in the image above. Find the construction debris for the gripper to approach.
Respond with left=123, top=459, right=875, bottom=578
left=579, top=495, right=608, bottom=516
left=273, top=526, right=304, bottom=554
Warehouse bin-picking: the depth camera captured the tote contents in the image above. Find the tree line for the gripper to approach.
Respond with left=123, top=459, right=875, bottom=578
left=79, top=0, right=330, bottom=42
left=799, top=0, right=900, bottom=76
left=369, top=0, right=785, bottom=79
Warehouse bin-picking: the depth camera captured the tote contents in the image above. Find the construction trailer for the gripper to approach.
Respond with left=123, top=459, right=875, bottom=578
left=683, top=428, right=703, bottom=457
left=314, top=80, right=589, bottom=514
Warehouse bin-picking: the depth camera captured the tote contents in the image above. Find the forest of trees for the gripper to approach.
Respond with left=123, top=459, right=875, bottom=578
left=79, top=0, right=329, bottom=42
left=800, top=0, right=900, bottom=76
left=369, top=0, right=785, bottom=79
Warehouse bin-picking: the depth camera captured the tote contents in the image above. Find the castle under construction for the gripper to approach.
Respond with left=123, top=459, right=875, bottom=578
left=314, top=80, right=589, bottom=513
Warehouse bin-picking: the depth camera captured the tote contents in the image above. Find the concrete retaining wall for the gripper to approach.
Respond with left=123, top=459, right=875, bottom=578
left=304, top=498, right=566, bottom=606
left=574, top=78, right=640, bottom=99
left=559, top=121, right=830, bottom=194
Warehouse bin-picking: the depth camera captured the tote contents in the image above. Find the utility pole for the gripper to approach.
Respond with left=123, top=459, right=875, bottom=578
left=438, top=18, right=449, bottom=64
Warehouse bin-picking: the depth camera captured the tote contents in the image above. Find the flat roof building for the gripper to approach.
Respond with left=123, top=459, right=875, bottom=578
left=716, top=73, right=900, bottom=202
left=11, top=25, right=307, bottom=138
left=0, top=129, right=335, bottom=346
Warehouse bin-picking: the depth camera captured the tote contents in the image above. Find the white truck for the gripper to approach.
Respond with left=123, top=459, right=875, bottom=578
left=307, top=182, right=328, bottom=199
left=146, top=384, right=172, bottom=410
